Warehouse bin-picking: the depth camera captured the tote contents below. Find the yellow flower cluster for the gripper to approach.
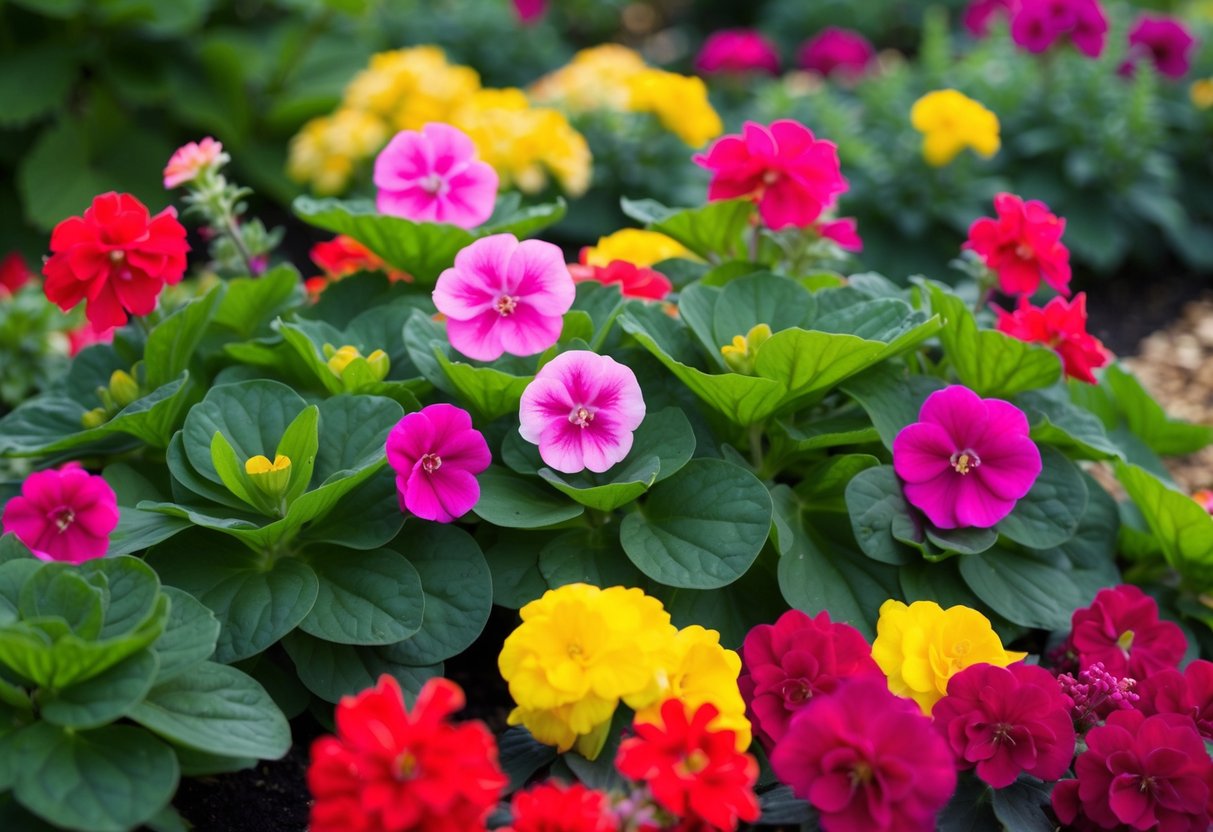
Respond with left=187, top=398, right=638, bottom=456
left=288, top=46, right=591, bottom=197
left=498, top=583, right=750, bottom=758
left=531, top=45, right=723, bottom=148
left=910, top=89, right=1001, bottom=167
left=582, top=228, right=689, bottom=267
left=872, top=599, right=1026, bottom=713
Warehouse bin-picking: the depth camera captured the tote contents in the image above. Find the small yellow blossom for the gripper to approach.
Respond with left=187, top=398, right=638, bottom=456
left=245, top=454, right=292, bottom=499
left=583, top=229, right=690, bottom=268
left=871, top=599, right=1026, bottom=714
left=721, top=324, right=773, bottom=375
left=910, top=90, right=1001, bottom=167
left=530, top=45, right=649, bottom=111
left=345, top=47, right=479, bottom=132
left=628, top=69, right=723, bottom=148
left=1192, top=79, right=1213, bottom=110
left=287, top=108, right=389, bottom=194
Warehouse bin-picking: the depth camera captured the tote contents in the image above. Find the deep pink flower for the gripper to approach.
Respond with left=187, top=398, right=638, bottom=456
left=964, top=0, right=1016, bottom=37
left=1052, top=710, right=1213, bottom=832
left=1058, top=661, right=1140, bottom=729
left=163, top=137, right=229, bottom=188
left=892, top=385, right=1041, bottom=529
left=1011, top=0, right=1108, bottom=58
left=771, top=677, right=957, bottom=832
left=1, top=463, right=119, bottom=564
left=994, top=293, right=1109, bottom=384
left=512, top=0, right=546, bottom=23
left=1137, top=660, right=1213, bottom=740
left=695, top=29, right=781, bottom=76
left=1069, top=585, right=1186, bottom=679
left=432, top=234, right=574, bottom=361
left=66, top=319, right=115, bottom=356
left=1123, top=16, right=1198, bottom=80
left=965, top=192, right=1071, bottom=296
left=385, top=404, right=491, bottom=523
left=797, top=27, right=875, bottom=79
left=932, top=662, right=1075, bottom=788
left=817, top=218, right=862, bottom=252
left=693, top=120, right=848, bottom=230
left=374, top=123, right=498, bottom=230
left=518, top=350, right=645, bottom=474
left=738, top=609, right=882, bottom=752
left=0, top=252, right=31, bottom=296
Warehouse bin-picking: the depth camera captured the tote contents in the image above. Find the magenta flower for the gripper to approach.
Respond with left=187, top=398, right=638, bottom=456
left=1137, top=660, right=1213, bottom=740
left=1, top=463, right=119, bottom=563
left=796, top=27, right=875, bottom=79
left=518, top=350, right=645, bottom=474
left=932, top=662, right=1075, bottom=788
left=374, top=123, right=498, bottom=230
left=385, top=404, right=491, bottom=523
left=163, top=137, right=229, bottom=189
left=770, top=677, right=957, bottom=832
left=817, top=218, right=862, bottom=252
left=693, top=120, right=848, bottom=230
left=1011, top=0, right=1108, bottom=58
left=1123, top=16, right=1198, bottom=79
left=432, top=233, right=575, bottom=361
left=695, top=29, right=781, bottom=76
left=1068, top=584, right=1186, bottom=679
left=892, top=386, right=1042, bottom=529
left=963, top=0, right=1015, bottom=37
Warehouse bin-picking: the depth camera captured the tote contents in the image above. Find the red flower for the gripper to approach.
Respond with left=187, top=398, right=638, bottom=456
left=738, top=609, right=881, bottom=751
left=994, top=293, right=1110, bottom=383
left=797, top=27, right=875, bottom=79
left=42, top=192, right=189, bottom=330
left=503, top=782, right=615, bottom=832
left=0, top=251, right=31, bottom=295
left=694, top=120, right=848, bottom=230
left=66, top=319, right=115, bottom=356
left=964, top=192, right=1071, bottom=297
left=311, top=235, right=409, bottom=283
left=932, top=662, right=1075, bottom=788
left=1137, top=659, right=1213, bottom=740
left=616, top=699, right=760, bottom=832
left=568, top=253, right=672, bottom=301
left=1069, top=585, right=1186, bottom=679
left=770, top=677, right=956, bottom=832
left=308, top=676, right=506, bottom=832
left=1052, top=710, right=1213, bottom=831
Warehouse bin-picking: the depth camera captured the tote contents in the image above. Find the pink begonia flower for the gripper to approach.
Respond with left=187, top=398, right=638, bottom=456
left=695, top=29, right=781, bottom=76
left=1, top=463, right=119, bottom=563
left=1122, top=16, right=1198, bottom=80
left=817, top=218, right=862, bottom=252
left=374, top=123, right=499, bottom=230
left=693, top=120, right=847, bottom=230
left=892, top=385, right=1042, bottom=529
left=796, top=27, right=875, bottom=79
left=432, top=233, right=575, bottom=361
left=385, top=404, right=491, bottom=523
left=518, top=350, right=645, bottom=474
left=163, top=137, right=229, bottom=189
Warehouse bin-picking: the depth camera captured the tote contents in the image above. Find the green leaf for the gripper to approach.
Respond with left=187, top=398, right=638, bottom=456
left=473, top=466, right=584, bottom=528
left=1018, top=389, right=1122, bottom=461
left=435, top=348, right=533, bottom=421
left=484, top=530, right=551, bottom=609
left=8, top=722, right=177, bottom=832
left=482, top=195, right=568, bottom=239
left=78, top=556, right=164, bottom=640
left=0, top=44, right=77, bottom=128
left=282, top=632, right=443, bottom=704
left=1105, top=364, right=1213, bottom=455
left=143, top=287, right=222, bottom=390
left=210, top=430, right=262, bottom=511
left=181, top=380, right=307, bottom=487
left=300, top=470, right=405, bottom=550
left=498, top=727, right=557, bottom=793
left=538, top=528, right=645, bottom=590
left=19, top=567, right=105, bottom=639
left=1116, top=461, right=1213, bottom=587
left=152, top=588, right=219, bottom=684
left=844, top=466, right=919, bottom=565
left=300, top=547, right=423, bottom=646
left=991, top=777, right=1055, bottom=832
left=997, top=446, right=1087, bottom=548
left=659, top=561, right=781, bottom=649
left=841, top=364, right=947, bottom=449
left=277, top=404, right=321, bottom=506
left=620, top=459, right=772, bottom=589
left=621, top=197, right=754, bottom=260
left=958, top=546, right=1078, bottom=630
left=213, top=266, right=302, bottom=339
left=538, top=456, right=660, bottom=512
left=798, top=455, right=881, bottom=513
left=630, top=406, right=696, bottom=482
left=710, top=273, right=814, bottom=349
left=39, top=651, right=158, bottom=730
left=130, top=662, right=290, bottom=760
left=754, top=328, right=888, bottom=406
left=776, top=412, right=881, bottom=452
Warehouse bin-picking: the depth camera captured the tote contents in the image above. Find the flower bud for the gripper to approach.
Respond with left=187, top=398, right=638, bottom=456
left=325, top=343, right=390, bottom=386
left=108, top=370, right=141, bottom=408
left=720, top=323, right=773, bottom=375
left=81, top=408, right=109, bottom=429
left=245, top=454, right=292, bottom=500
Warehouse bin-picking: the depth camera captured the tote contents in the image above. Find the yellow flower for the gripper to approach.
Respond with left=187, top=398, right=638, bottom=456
left=1192, top=79, right=1213, bottom=110
left=345, top=47, right=480, bottom=132
left=287, top=109, right=389, bottom=193
left=498, top=583, right=677, bottom=756
left=628, top=69, right=723, bottom=148
left=583, top=229, right=690, bottom=268
left=530, top=44, right=648, bottom=111
left=245, top=454, right=292, bottom=499
left=720, top=324, right=773, bottom=375
left=324, top=344, right=390, bottom=384
left=871, top=599, right=1026, bottom=714
left=910, top=90, right=1000, bottom=167
left=632, top=625, right=752, bottom=750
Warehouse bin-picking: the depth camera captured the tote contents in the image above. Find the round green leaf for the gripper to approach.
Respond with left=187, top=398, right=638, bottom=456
left=538, top=528, right=644, bottom=590
left=282, top=631, right=443, bottom=704
left=844, top=466, right=918, bottom=565
left=299, top=547, right=424, bottom=646
left=484, top=530, right=551, bottom=609
left=77, top=556, right=163, bottom=640
left=301, top=470, right=405, bottom=550
left=620, top=459, right=772, bottom=589
left=538, top=458, right=658, bottom=512
left=959, top=547, right=1079, bottom=630
left=313, top=394, right=403, bottom=481
left=712, top=272, right=814, bottom=348
left=997, top=445, right=1088, bottom=548
left=39, top=650, right=158, bottom=729
left=473, top=466, right=584, bottom=528
left=19, top=567, right=104, bottom=638
left=151, top=587, right=220, bottom=683
left=181, top=380, right=307, bottom=485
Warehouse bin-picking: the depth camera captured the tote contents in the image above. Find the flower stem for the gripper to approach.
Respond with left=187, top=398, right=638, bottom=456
left=748, top=423, right=765, bottom=471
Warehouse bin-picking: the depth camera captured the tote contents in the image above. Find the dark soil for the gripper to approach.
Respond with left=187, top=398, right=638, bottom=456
left=1079, top=268, right=1210, bottom=357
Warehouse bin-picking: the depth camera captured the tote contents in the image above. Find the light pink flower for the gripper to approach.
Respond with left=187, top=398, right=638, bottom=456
left=1, top=463, right=119, bottom=563
left=163, top=137, right=229, bottom=188
left=518, top=350, right=646, bottom=474
left=374, top=123, right=498, bottom=229
left=892, top=385, right=1041, bottom=529
left=432, top=233, right=575, bottom=361
left=385, top=404, right=491, bottom=523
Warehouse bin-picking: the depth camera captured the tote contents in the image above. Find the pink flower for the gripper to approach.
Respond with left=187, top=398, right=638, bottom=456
left=739, top=609, right=882, bottom=752
left=1052, top=710, right=1213, bottom=831
left=1137, top=660, right=1213, bottom=740
left=797, top=27, right=875, bottom=79
left=1123, top=16, right=1198, bottom=79
left=1, top=463, right=119, bottom=563
left=1011, top=0, right=1108, bottom=58
left=817, top=218, right=863, bottom=252
left=1069, top=584, right=1186, bottom=679
left=693, top=120, right=848, bottom=230
left=66, top=319, right=115, bottom=356
left=385, top=404, right=491, bottom=524
left=964, top=0, right=1016, bottom=37
left=432, top=234, right=574, bottom=361
left=994, top=293, right=1109, bottom=384
left=770, top=677, right=957, bottom=832
left=695, top=29, right=781, bottom=76
left=163, top=137, right=229, bottom=189
left=512, top=0, right=546, bottom=23
left=518, top=350, right=645, bottom=474
left=892, top=385, right=1042, bottom=529
left=932, top=662, right=1075, bottom=788
left=374, top=123, right=498, bottom=230
left=965, top=192, right=1072, bottom=297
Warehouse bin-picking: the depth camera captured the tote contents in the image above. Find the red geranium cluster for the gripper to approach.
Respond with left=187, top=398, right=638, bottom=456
left=995, top=293, right=1109, bottom=383
left=568, top=251, right=672, bottom=302
left=307, top=234, right=410, bottom=296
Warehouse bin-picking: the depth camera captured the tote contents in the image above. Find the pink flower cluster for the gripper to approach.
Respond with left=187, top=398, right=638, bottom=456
left=693, top=27, right=875, bottom=80
left=1122, top=16, right=1198, bottom=80
left=1011, top=0, right=1108, bottom=58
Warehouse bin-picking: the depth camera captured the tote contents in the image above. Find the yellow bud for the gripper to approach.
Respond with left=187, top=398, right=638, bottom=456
left=365, top=349, right=390, bottom=382
left=245, top=454, right=292, bottom=498
left=108, top=370, right=140, bottom=408
left=81, top=408, right=109, bottom=429
left=326, top=345, right=362, bottom=377
left=1192, top=78, right=1213, bottom=110
left=720, top=323, right=773, bottom=375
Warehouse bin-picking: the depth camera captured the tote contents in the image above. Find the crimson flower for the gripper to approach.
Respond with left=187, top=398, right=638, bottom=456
left=964, top=192, right=1071, bottom=296
left=311, top=235, right=410, bottom=283
left=568, top=254, right=672, bottom=301
left=994, top=293, right=1109, bottom=383
left=616, top=699, right=760, bottom=832
left=0, top=251, right=31, bottom=295
left=42, top=192, right=189, bottom=330
left=1124, top=15, right=1197, bottom=79
left=1069, top=584, right=1186, bottom=679
left=1136, top=659, right=1213, bottom=740
left=738, top=609, right=881, bottom=751
left=503, top=782, right=615, bottom=832
left=932, top=662, right=1075, bottom=788
left=1052, top=710, right=1213, bottom=832
left=66, top=319, right=115, bottom=356
left=308, top=675, right=506, bottom=832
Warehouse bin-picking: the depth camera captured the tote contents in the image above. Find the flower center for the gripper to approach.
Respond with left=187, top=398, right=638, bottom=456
left=950, top=449, right=981, bottom=475
left=780, top=679, right=812, bottom=706
left=850, top=761, right=874, bottom=787
left=420, top=453, right=442, bottom=473
left=992, top=722, right=1016, bottom=745
left=678, top=749, right=710, bottom=775
left=108, top=250, right=125, bottom=264
left=1015, top=243, right=1034, bottom=260
left=762, top=170, right=780, bottom=187
left=52, top=507, right=75, bottom=533
left=953, top=639, right=971, bottom=657
left=394, top=750, right=419, bottom=781
left=1117, top=629, right=1135, bottom=654
left=419, top=173, right=444, bottom=195
left=566, top=641, right=583, bottom=658
left=495, top=295, right=518, bottom=316
left=568, top=405, right=594, bottom=428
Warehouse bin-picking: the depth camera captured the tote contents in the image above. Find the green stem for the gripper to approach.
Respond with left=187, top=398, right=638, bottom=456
left=748, top=422, right=765, bottom=471
left=222, top=206, right=258, bottom=276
